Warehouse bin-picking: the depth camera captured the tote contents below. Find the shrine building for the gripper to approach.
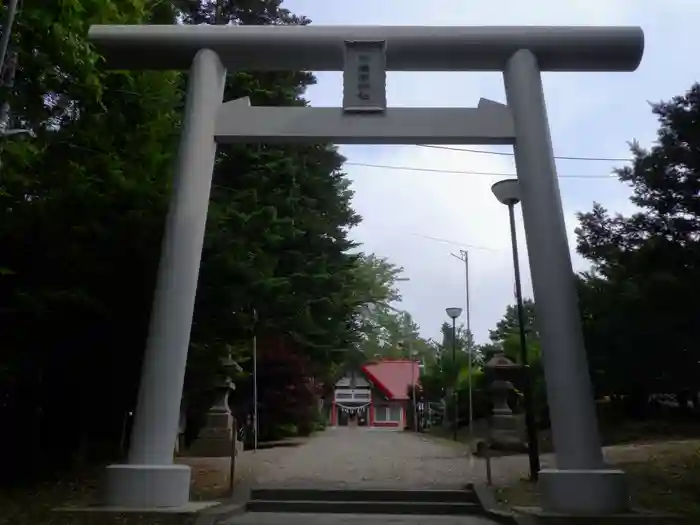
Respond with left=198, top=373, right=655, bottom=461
left=330, top=359, right=421, bottom=430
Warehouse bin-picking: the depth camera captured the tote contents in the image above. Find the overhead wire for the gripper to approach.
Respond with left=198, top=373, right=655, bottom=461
left=408, top=233, right=499, bottom=252
left=342, top=140, right=636, bottom=179
left=344, top=161, right=616, bottom=179
left=416, top=144, right=633, bottom=163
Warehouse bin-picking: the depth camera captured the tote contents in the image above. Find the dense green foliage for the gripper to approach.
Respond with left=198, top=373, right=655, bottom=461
left=1, top=0, right=183, bottom=484
left=575, top=83, right=700, bottom=417
left=419, top=85, right=700, bottom=429
left=488, top=299, right=538, bottom=344
left=0, top=0, right=390, bottom=484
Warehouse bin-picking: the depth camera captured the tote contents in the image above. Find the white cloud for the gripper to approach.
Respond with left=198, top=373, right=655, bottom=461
left=280, top=0, right=700, bottom=343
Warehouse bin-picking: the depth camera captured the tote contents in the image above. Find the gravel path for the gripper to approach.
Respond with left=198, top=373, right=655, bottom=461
left=253, top=427, right=539, bottom=489
left=183, top=430, right=700, bottom=495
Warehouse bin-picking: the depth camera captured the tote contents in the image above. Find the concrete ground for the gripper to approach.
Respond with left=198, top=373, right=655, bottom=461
left=222, top=428, right=524, bottom=524
left=252, top=426, right=539, bottom=489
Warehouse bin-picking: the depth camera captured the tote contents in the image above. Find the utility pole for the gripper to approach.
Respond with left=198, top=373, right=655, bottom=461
left=406, top=314, right=418, bottom=433
left=411, top=348, right=418, bottom=433
left=0, top=0, right=31, bottom=142
left=451, top=250, right=473, bottom=438
left=0, top=0, right=19, bottom=78
left=451, top=315, right=458, bottom=440
left=252, top=308, right=258, bottom=453
left=401, top=313, right=418, bottom=433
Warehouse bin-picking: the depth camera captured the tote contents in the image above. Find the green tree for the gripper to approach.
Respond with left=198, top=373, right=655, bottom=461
left=0, top=0, right=374, bottom=481
left=359, top=309, right=425, bottom=359
left=575, top=83, right=700, bottom=414
left=438, top=321, right=474, bottom=354
left=477, top=341, right=503, bottom=361
left=0, top=0, right=183, bottom=482
left=351, top=253, right=403, bottom=307
left=488, top=299, right=538, bottom=343
left=418, top=322, right=473, bottom=400
left=351, top=253, right=406, bottom=357
left=178, top=0, right=368, bottom=438
left=346, top=253, right=436, bottom=362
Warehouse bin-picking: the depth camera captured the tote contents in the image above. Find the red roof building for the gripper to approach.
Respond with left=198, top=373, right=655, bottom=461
left=361, top=359, right=421, bottom=401
left=330, top=358, right=421, bottom=430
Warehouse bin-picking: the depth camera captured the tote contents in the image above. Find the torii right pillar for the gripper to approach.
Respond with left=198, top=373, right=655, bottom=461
left=504, top=49, right=629, bottom=514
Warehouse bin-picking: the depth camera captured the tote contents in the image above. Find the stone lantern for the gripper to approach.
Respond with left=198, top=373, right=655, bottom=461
left=211, top=350, right=239, bottom=415
left=182, top=349, right=241, bottom=457
left=484, top=352, right=527, bottom=452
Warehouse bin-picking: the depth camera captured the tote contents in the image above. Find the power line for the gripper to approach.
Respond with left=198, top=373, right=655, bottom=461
left=345, top=161, right=615, bottom=179
left=417, top=144, right=633, bottom=163
left=409, top=233, right=499, bottom=252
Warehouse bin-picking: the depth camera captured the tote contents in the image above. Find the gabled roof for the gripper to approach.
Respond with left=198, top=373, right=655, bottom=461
left=335, top=369, right=370, bottom=388
left=361, top=359, right=421, bottom=401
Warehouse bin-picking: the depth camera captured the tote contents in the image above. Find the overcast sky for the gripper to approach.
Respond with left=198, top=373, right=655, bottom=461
left=283, top=0, right=698, bottom=344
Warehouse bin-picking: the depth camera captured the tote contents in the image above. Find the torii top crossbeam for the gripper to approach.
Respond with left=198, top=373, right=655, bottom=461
left=88, top=25, right=644, bottom=72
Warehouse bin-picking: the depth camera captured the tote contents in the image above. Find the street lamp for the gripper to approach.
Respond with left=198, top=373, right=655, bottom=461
left=491, top=178, right=541, bottom=481
left=445, top=307, right=462, bottom=441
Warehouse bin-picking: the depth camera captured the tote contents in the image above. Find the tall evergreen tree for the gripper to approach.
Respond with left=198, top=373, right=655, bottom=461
left=575, top=83, right=700, bottom=410
left=177, top=0, right=369, bottom=436
left=488, top=299, right=538, bottom=344
left=0, top=0, right=418, bottom=480
left=0, top=0, right=183, bottom=482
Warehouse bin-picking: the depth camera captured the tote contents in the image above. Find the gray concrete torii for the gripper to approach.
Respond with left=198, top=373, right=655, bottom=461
left=88, top=25, right=644, bottom=514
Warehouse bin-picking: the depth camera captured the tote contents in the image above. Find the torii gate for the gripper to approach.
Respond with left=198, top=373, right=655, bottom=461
left=88, top=24, right=644, bottom=514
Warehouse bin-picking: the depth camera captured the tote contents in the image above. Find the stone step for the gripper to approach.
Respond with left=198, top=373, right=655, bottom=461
left=250, top=488, right=478, bottom=504
left=246, top=499, right=483, bottom=515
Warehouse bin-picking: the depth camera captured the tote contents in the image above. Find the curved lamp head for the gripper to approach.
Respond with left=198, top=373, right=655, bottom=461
left=446, top=307, right=463, bottom=319
left=491, top=178, right=521, bottom=206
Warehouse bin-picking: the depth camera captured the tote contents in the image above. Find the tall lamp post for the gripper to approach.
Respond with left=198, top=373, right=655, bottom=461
left=491, top=178, right=541, bottom=481
left=445, top=307, right=462, bottom=441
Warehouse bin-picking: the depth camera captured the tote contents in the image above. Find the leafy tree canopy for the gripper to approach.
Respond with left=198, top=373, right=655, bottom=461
left=575, top=83, right=700, bottom=404
left=488, top=299, right=538, bottom=344
left=0, top=0, right=388, bottom=482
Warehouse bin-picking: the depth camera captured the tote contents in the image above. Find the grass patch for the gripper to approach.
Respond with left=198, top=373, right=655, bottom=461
left=624, top=445, right=700, bottom=516
left=598, top=420, right=700, bottom=447
left=0, top=471, right=100, bottom=525
left=426, top=421, right=552, bottom=454
left=428, top=419, right=700, bottom=455
left=425, top=424, right=484, bottom=450
left=0, top=456, right=250, bottom=524
left=496, top=442, right=700, bottom=518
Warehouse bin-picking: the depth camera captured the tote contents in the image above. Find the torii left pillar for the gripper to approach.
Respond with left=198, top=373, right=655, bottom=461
left=105, top=48, right=226, bottom=508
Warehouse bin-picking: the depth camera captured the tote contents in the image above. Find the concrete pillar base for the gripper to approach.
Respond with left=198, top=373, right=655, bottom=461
left=105, top=464, right=191, bottom=508
left=540, top=468, right=629, bottom=515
